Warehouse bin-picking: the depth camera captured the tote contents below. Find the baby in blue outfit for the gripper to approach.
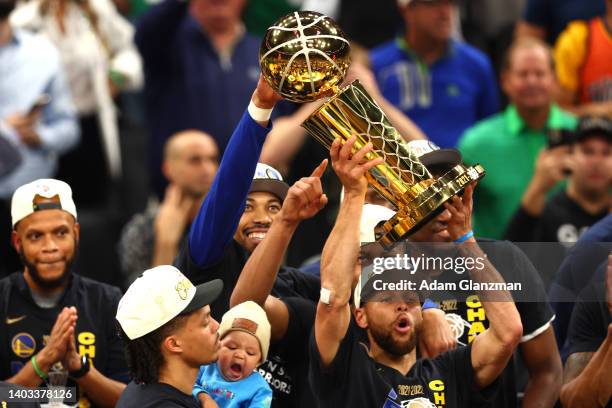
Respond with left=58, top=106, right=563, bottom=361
left=193, top=301, right=272, bottom=407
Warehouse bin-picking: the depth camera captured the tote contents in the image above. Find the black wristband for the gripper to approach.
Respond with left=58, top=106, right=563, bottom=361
left=69, top=355, right=90, bottom=379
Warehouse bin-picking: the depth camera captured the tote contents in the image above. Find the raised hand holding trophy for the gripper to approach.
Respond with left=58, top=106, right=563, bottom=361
left=260, top=11, right=485, bottom=248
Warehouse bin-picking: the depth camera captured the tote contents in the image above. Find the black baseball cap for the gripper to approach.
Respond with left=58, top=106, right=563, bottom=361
left=575, top=116, right=612, bottom=143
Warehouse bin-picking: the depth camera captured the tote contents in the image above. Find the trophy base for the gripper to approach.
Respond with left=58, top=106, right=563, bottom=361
left=379, top=164, right=485, bottom=248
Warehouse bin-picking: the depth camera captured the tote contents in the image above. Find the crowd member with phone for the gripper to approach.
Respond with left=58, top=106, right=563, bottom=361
left=504, top=116, right=611, bottom=287
left=505, top=116, right=611, bottom=244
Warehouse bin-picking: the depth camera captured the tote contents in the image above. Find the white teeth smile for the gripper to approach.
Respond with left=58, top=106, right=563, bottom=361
left=247, top=232, right=266, bottom=240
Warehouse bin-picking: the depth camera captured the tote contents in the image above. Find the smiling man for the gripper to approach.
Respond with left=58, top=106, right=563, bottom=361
left=0, top=179, right=128, bottom=407
left=174, top=77, right=324, bottom=321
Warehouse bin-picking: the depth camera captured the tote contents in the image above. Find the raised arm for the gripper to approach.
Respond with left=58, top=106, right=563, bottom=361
left=188, top=77, right=281, bottom=267
left=444, top=185, right=523, bottom=389
left=315, top=136, right=382, bottom=367
left=134, top=0, right=188, bottom=67
left=230, top=160, right=328, bottom=340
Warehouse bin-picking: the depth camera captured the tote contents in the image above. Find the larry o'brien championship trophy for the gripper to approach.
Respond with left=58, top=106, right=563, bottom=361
left=260, top=11, right=485, bottom=248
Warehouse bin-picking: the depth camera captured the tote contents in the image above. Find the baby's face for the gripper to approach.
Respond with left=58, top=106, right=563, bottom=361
left=218, top=330, right=262, bottom=381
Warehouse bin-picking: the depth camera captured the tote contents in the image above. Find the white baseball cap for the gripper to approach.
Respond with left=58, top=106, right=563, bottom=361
left=218, top=301, right=271, bottom=363
left=116, top=265, right=223, bottom=340
left=360, top=204, right=395, bottom=243
left=353, top=204, right=395, bottom=308
left=11, top=179, right=77, bottom=227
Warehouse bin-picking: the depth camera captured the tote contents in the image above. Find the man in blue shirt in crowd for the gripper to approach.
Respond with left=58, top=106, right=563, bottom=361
left=135, top=0, right=292, bottom=196
left=370, top=0, right=499, bottom=147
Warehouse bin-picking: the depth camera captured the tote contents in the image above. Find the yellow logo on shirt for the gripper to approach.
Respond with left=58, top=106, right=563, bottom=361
left=11, top=333, right=36, bottom=358
left=428, top=380, right=446, bottom=408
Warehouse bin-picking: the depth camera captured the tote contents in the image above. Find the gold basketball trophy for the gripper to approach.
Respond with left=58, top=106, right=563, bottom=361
left=260, top=11, right=484, bottom=248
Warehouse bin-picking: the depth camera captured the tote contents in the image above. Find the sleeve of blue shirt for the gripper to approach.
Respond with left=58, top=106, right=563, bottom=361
left=135, top=0, right=188, bottom=69
left=192, top=366, right=206, bottom=399
left=36, top=62, right=79, bottom=154
left=188, top=111, right=271, bottom=267
left=248, top=378, right=272, bottom=408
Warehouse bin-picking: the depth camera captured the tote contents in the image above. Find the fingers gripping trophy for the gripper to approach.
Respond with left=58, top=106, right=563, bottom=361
left=260, top=11, right=485, bottom=248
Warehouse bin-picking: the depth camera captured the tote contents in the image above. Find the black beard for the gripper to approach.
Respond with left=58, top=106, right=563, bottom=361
left=369, top=323, right=417, bottom=357
left=19, top=247, right=75, bottom=290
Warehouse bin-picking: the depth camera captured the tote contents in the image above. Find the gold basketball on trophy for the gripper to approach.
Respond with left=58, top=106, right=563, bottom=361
left=260, top=11, right=351, bottom=102
left=260, top=11, right=485, bottom=248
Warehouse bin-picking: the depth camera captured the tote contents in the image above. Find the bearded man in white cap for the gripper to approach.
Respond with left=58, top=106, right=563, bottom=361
left=0, top=179, right=128, bottom=406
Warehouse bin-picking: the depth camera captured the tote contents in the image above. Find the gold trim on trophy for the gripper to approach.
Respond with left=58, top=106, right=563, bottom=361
left=261, top=11, right=485, bottom=248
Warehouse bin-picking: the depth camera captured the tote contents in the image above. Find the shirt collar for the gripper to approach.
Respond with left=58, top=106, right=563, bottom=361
left=12, top=272, right=78, bottom=306
left=395, top=36, right=455, bottom=63
left=504, top=103, right=566, bottom=136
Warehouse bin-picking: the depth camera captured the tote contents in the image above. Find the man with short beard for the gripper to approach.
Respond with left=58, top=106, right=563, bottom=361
left=0, top=179, right=128, bottom=407
left=309, top=137, right=523, bottom=407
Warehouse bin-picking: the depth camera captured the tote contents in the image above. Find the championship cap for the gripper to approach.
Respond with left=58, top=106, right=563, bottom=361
left=574, top=116, right=612, bottom=143
left=353, top=204, right=395, bottom=308
left=360, top=204, right=395, bottom=243
left=218, top=301, right=271, bottom=363
left=11, top=179, right=77, bottom=227
left=407, top=140, right=462, bottom=176
left=116, top=265, right=223, bottom=340
left=249, top=163, right=290, bottom=201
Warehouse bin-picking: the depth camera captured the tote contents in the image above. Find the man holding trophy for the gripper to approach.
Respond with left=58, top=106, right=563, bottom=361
left=257, top=11, right=523, bottom=407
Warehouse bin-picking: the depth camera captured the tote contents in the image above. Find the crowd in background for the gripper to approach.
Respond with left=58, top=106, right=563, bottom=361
left=0, top=0, right=611, bottom=406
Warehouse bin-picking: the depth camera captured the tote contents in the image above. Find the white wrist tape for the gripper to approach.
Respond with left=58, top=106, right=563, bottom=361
left=248, top=100, right=273, bottom=122
left=320, top=287, right=332, bottom=305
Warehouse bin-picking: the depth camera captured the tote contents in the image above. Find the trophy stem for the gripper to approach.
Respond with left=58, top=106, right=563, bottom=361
left=301, top=80, right=485, bottom=247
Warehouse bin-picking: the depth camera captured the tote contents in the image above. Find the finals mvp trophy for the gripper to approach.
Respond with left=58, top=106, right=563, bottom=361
left=260, top=11, right=485, bottom=248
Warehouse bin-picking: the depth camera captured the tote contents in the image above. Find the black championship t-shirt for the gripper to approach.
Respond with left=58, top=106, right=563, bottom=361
left=426, top=240, right=553, bottom=408
left=0, top=273, right=128, bottom=407
left=116, top=381, right=199, bottom=408
left=175, top=239, right=320, bottom=319
left=309, top=319, right=499, bottom=408
left=259, top=297, right=317, bottom=408
left=567, top=282, right=611, bottom=355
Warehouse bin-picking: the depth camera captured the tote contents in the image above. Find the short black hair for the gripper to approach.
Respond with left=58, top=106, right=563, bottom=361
left=118, top=314, right=190, bottom=384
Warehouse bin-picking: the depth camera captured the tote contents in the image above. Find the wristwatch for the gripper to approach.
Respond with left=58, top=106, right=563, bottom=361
left=68, top=355, right=90, bottom=379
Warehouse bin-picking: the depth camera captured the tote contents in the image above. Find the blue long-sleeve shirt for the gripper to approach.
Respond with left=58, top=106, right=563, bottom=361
left=187, top=110, right=270, bottom=268
left=0, top=30, right=79, bottom=198
left=134, top=0, right=263, bottom=196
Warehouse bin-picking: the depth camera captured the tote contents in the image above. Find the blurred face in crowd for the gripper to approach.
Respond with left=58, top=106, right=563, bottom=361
left=234, top=192, right=282, bottom=253
left=355, top=292, right=423, bottom=356
left=571, top=136, right=612, bottom=197
left=502, top=45, right=556, bottom=111
left=165, top=306, right=220, bottom=367
left=403, top=0, right=454, bottom=43
left=164, top=131, right=219, bottom=198
left=12, top=201, right=79, bottom=291
left=217, top=330, right=262, bottom=382
left=191, top=0, right=247, bottom=31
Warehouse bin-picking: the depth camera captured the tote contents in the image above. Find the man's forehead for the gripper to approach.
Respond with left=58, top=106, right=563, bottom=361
left=17, top=209, right=75, bottom=232
left=247, top=192, right=281, bottom=204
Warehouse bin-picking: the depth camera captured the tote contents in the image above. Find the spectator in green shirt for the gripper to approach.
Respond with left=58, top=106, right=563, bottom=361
left=458, top=37, right=577, bottom=239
